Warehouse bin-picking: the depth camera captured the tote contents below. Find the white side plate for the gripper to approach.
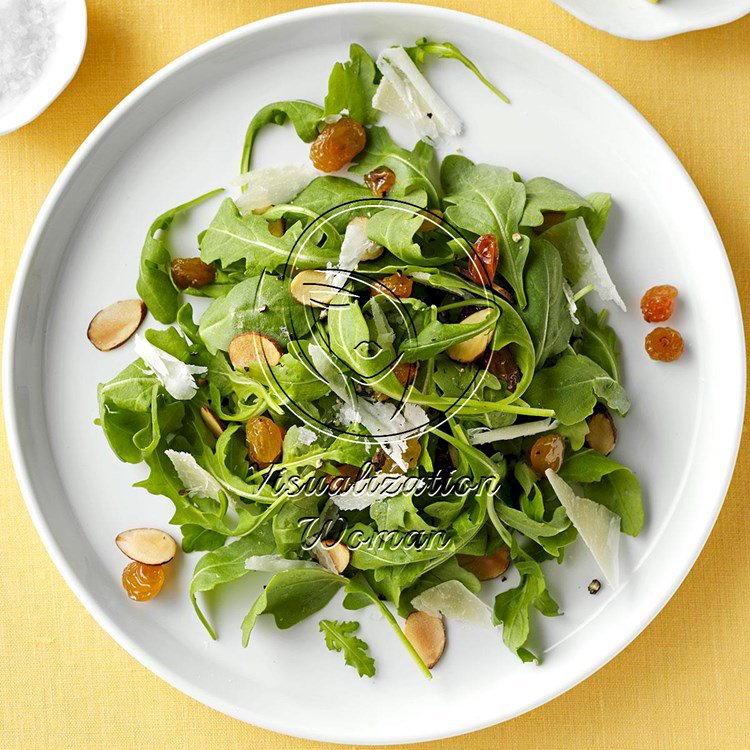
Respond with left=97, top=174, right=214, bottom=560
left=3, top=3, right=745, bottom=744
left=0, top=0, right=88, bottom=135
left=551, top=0, right=750, bottom=40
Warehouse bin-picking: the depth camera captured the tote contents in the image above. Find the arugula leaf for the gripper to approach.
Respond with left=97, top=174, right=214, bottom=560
left=324, top=44, right=379, bottom=126
left=241, top=568, right=345, bottom=646
left=568, top=192, right=612, bottom=245
left=343, top=573, right=432, bottom=678
left=493, top=553, right=559, bottom=663
left=190, top=528, right=277, bottom=638
left=366, top=203, right=454, bottom=267
left=441, top=155, right=529, bottom=306
left=350, top=126, right=440, bottom=206
left=573, top=299, right=621, bottom=382
left=136, top=189, right=222, bottom=324
left=404, top=38, right=509, bottom=104
left=319, top=619, right=376, bottom=677
left=521, top=177, right=591, bottom=228
left=240, top=101, right=323, bottom=173
left=181, top=525, right=227, bottom=553
left=200, top=198, right=331, bottom=272
left=560, top=449, right=643, bottom=535
left=198, top=273, right=309, bottom=354
left=524, top=353, right=630, bottom=425
left=289, top=176, right=373, bottom=232
left=520, top=238, right=575, bottom=366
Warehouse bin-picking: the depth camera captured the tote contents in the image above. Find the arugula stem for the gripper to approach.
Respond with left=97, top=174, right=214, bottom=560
left=572, top=284, right=595, bottom=302
left=374, top=597, right=433, bottom=679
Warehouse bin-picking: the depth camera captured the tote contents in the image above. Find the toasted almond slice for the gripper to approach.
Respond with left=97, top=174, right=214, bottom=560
left=268, top=218, right=285, bottom=238
left=200, top=406, right=225, bottom=438
left=456, top=546, right=510, bottom=581
left=228, top=332, right=282, bottom=369
left=316, top=540, right=350, bottom=574
left=290, top=270, right=340, bottom=307
left=585, top=409, right=617, bottom=456
left=446, top=308, right=495, bottom=363
left=405, top=611, right=445, bottom=669
left=116, top=528, right=177, bottom=565
left=87, top=299, right=146, bottom=351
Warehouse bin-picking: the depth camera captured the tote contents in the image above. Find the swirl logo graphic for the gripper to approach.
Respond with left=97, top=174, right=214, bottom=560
left=257, top=198, right=501, bottom=448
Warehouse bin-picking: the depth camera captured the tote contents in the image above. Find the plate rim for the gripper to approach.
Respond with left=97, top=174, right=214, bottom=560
left=3, top=2, right=746, bottom=744
left=550, top=0, right=750, bottom=40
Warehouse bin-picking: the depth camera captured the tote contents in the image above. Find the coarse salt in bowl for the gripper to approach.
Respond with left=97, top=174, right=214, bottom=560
left=0, top=0, right=87, bottom=135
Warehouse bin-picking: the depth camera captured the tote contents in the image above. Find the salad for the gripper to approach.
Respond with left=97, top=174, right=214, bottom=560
left=92, top=38, right=644, bottom=677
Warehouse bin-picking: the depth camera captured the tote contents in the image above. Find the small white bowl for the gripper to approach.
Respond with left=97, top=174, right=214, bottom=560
left=550, top=0, right=750, bottom=40
left=0, top=0, right=87, bottom=135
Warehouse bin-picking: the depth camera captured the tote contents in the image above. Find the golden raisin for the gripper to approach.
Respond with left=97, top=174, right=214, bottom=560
left=371, top=273, right=413, bottom=299
left=381, top=438, right=422, bottom=473
left=530, top=433, right=565, bottom=474
left=324, top=464, right=361, bottom=493
left=364, top=166, right=396, bottom=197
left=641, top=285, right=678, bottom=323
left=418, top=209, right=443, bottom=233
left=645, top=327, right=684, bottom=362
left=310, top=117, right=367, bottom=172
left=394, top=362, right=417, bottom=388
left=484, top=346, right=521, bottom=393
left=469, top=234, right=499, bottom=285
left=122, top=561, right=165, bottom=602
left=246, top=416, right=285, bottom=467
left=170, top=258, right=216, bottom=290
left=457, top=546, right=510, bottom=581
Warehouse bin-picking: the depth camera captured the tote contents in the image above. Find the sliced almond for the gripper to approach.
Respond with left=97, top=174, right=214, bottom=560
left=585, top=409, right=617, bottom=456
left=345, top=216, right=384, bottom=261
left=116, top=528, right=177, bottom=565
left=200, top=406, right=225, bottom=438
left=405, top=611, right=445, bottom=669
left=457, top=546, right=510, bottom=581
left=290, top=270, right=339, bottom=307
left=447, top=308, right=495, bottom=363
left=228, top=332, right=282, bottom=369
left=87, top=299, right=146, bottom=351
left=315, top=539, right=350, bottom=574
left=268, top=218, right=285, bottom=238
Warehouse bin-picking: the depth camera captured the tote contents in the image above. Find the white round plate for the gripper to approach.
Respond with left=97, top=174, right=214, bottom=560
left=550, top=0, right=750, bottom=40
left=4, top=3, right=745, bottom=744
left=0, top=0, right=88, bottom=135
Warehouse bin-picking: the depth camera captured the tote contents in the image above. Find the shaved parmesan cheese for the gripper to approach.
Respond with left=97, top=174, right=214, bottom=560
left=373, top=46, right=463, bottom=141
left=468, top=418, right=560, bottom=445
left=244, top=554, right=319, bottom=572
left=339, top=216, right=383, bottom=269
left=296, top=426, right=318, bottom=446
left=165, top=450, right=222, bottom=501
left=546, top=469, right=620, bottom=587
left=332, top=473, right=425, bottom=511
left=134, top=334, right=207, bottom=400
left=307, top=344, right=429, bottom=470
left=562, top=278, right=580, bottom=325
left=411, top=580, right=493, bottom=628
left=554, top=218, right=626, bottom=312
left=233, top=164, right=316, bottom=214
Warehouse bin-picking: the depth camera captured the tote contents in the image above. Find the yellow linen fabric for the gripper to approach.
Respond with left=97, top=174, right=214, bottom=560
left=1, top=1, right=748, bottom=748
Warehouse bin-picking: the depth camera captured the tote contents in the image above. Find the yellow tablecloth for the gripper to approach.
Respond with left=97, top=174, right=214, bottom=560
left=1, top=1, right=748, bottom=747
